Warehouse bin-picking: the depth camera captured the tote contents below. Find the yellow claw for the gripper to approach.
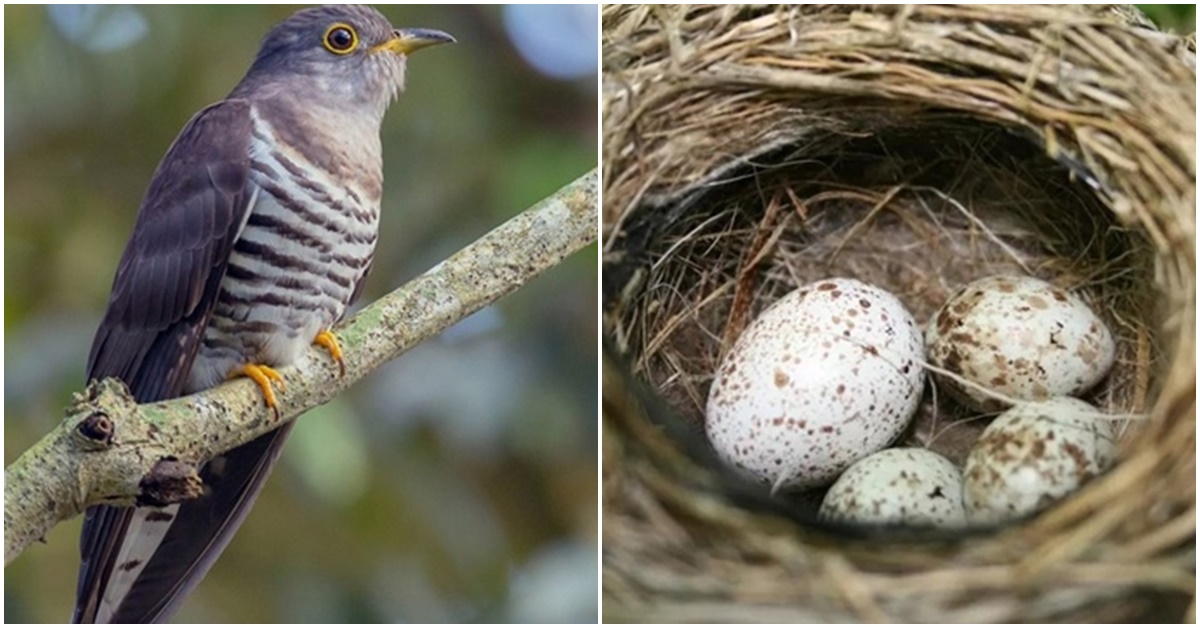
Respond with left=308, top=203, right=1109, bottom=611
left=314, top=329, right=346, bottom=377
left=231, top=363, right=286, bottom=418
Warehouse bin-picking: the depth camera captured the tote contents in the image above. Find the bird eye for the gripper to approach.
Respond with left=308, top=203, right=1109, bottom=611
left=323, top=23, right=358, bottom=54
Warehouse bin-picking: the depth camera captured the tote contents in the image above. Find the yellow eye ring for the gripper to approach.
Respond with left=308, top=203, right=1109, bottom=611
left=323, top=23, right=358, bottom=54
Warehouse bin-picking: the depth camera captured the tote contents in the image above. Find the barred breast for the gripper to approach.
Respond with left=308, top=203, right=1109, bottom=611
left=187, top=105, right=380, bottom=393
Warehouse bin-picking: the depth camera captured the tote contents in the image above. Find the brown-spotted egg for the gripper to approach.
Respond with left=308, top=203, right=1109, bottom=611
left=926, top=275, right=1115, bottom=412
left=963, top=397, right=1117, bottom=524
left=705, top=278, right=924, bottom=492
left=819, top=448, right=966, bottom=527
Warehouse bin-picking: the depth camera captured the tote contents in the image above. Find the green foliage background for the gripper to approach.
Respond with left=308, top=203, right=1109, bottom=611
left=4, top=5, right=597, bottom=623
left=1138, top=4, right=1196, bottom=30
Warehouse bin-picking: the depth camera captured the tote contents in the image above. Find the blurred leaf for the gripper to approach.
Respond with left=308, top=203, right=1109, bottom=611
left=1138, top=4, right=1196, bottom=30
left=286, top=397, right=371, bottom=509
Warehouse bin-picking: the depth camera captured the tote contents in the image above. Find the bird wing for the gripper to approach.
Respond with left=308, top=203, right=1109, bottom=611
left=75, top=99, right=295, bottom=623
left=86, top=99, right=254, bottom=396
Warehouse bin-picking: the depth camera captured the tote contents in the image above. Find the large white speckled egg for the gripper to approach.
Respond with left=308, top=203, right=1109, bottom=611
left=819, top=448, right=966, bottom=527
left=926, top=275, right=1115, bottom=412
left=705, top=278, right=925, bottom=492
left=964, top=397, right=1117, bottom=524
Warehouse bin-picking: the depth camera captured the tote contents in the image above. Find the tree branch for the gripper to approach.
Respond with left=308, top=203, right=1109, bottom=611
left=4, top=169, right=597, bottom=565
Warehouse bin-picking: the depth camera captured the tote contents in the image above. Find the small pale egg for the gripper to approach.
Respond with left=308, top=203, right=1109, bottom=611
left=819, top=448, right=966, bottom=527
left=705, top=278, right=925, bottom=492
left=963, top=397, right=1117, bottom=524
left=926, top=275, right=1115, bottom=412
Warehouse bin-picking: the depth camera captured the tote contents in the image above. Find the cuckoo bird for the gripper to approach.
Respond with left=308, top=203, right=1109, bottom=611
left=73, top=6, right=452, bottom=622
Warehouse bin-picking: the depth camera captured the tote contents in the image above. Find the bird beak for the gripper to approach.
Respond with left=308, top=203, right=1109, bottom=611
left=372, top=28, right=456, bottom=55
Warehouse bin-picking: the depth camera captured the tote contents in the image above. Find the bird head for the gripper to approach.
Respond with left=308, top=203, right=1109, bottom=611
left=234, top=5, right=454, bottom=118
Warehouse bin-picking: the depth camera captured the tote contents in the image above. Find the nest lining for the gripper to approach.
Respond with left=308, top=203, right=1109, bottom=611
left=612, top=121, right=1157, bottom=471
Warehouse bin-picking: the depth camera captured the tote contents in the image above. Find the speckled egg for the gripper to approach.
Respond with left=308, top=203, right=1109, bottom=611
left=964, top=397, right=1117, bottom=524
left=926, top=275, right=1115, bottom=412
left=819, top=448, right=966, bottom=527
left=705, top=278, right=925, bottom=492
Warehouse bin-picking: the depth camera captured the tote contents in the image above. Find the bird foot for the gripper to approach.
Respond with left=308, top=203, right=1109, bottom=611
left=230, top=363, right=285, bottom=419
left=313, top=330, right=346, bottom=377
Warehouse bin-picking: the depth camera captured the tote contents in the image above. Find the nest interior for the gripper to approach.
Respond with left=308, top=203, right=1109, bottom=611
left=602, top=4, right=1195, bottom=623
left=614, top=121, right=1158, bottom=470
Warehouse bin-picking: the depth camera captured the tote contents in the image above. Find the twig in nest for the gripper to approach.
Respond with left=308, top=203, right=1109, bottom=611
left=720, top=189, right=788, bottom=357
left=827, top=185, right=907, bottom=268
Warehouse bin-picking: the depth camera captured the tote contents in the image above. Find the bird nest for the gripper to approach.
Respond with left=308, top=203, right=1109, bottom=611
left=602, top=4, right=1195, bottom=623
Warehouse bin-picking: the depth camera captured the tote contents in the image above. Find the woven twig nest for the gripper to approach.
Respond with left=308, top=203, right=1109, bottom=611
left=602, top=4, right=1195, bottom=623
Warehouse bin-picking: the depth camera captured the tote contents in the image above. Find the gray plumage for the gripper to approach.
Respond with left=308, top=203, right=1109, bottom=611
left=75, top=6, right=452, bottom=622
